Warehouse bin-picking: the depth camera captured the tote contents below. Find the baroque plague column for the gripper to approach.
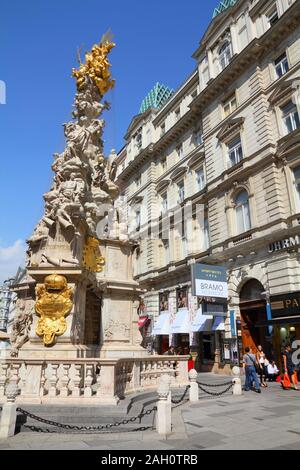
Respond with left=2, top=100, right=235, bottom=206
left=13, top=36, right=145, bottom=359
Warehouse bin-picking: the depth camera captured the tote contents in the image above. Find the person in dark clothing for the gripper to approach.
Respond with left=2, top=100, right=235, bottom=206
left=282, top=345, right=298, bottom=390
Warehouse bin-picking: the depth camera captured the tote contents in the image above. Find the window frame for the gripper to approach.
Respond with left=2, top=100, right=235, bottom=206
left=228, top=137, right=243, bottom=168
left=218, top=41, right=233, bottom=72
left=234, top=190, right=251, bottom=234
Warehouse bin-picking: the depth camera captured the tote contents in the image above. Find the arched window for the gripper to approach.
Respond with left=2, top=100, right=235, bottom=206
left=219, top=41, right=232, bottom=71
left=235, top=190, right=251, bottom=233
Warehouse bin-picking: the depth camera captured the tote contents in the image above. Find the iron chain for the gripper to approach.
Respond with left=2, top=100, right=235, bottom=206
left=171, top=385, right=190, bottom=404
left=16, top=406, right=157, bottom=434
left=197, top=382, right=233, bottom=396
left=197, top=381, right=232, bottom=388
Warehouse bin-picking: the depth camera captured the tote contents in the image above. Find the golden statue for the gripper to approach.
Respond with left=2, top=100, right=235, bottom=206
left=72, top=34, right=115, bottom=96
left=35, top=274, right=73, bottom=347
left=83, top=237, right=105, bottom=273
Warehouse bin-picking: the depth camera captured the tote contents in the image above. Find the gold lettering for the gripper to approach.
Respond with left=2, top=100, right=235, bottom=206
left=292, top=299, right=299, bottom=308
left=285, top=300, right=292, bottom=308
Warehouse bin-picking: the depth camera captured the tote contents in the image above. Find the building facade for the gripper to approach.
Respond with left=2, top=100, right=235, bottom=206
left=116, top=0, right=300, bottom=372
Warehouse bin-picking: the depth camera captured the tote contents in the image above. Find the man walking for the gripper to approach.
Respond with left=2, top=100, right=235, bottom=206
left=243, top=346, right=261, bottom=393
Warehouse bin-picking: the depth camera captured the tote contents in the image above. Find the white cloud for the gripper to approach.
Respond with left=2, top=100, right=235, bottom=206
left=0, top=240, right=26, bottom=284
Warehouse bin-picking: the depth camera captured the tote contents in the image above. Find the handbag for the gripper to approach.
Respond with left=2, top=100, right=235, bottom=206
left=281, top=373, right=291, bottom=389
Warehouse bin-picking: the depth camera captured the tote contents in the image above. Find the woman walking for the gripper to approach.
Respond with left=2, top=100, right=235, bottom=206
left=256, top=345, right=268, bottom=388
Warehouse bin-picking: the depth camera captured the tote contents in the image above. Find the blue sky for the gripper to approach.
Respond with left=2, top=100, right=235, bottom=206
left=0, top=0, right=215, bottom=281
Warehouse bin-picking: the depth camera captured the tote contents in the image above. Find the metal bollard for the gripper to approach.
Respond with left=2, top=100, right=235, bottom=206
left=232, top=366, right=243, bottom=396
left=0, top=383, right=19, bottom=438
left=189, top=369, right=199, bottom=403
left=156, top=374, right=172, bottom=436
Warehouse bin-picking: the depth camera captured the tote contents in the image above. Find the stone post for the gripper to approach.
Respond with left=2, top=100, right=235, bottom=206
left=189, top=369, right=199, bottom=403
left=176, top=358, right=189, bottom=385
left=0, top=383, right=19, bottom=438
left=156, top=374, right=172, bottom=436
left=96, top=363, right=119, bottom=405
left=232, top=366, right=243, bottom=396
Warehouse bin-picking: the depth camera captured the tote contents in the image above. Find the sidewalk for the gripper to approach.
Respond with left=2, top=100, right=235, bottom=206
left=1, top=374, right=300, bottom=450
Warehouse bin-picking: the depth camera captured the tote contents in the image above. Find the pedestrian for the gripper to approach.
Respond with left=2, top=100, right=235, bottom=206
left=243, top=346, right=261, bottom=393
left=256, top=345, right=268, bottom=388
left=266, top=360, right=280, bottom=382
left=163, top=346, right=175, bottom=356
left=282, top=345, right=299, bottom=390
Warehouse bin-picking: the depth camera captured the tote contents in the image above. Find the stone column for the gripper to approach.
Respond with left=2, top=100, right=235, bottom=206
left=156, top=375, right=172, bottom=436
left=189, top=369, right=199, bottom=403
left=0, top=383, right=18, bottom=438
left=232, top=366, right=243, bottom=396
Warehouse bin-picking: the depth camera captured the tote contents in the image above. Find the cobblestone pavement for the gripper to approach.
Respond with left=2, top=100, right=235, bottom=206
left=1, top=373, right=300, bottom=450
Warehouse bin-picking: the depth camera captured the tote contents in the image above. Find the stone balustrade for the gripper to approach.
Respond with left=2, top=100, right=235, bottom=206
left=0, top=356, right=188, bottom=405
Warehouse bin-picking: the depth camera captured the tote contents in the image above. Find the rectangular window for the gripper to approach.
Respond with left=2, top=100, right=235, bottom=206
left=223, top=94, right=237, bottom=117
left=238, top=13, right=249, bottom=50
left=135, top=176, right=141, bottom=188
left=161, top=157, right=167, bottom=172
left=293, top=166, right=300, bottom=210
left=136, top=210, right=141, bottom=231
left=161, top=193, right=168, bottom=214
left=267, top=6, right=279, bottom=27
left=282, top=102, right=300, bottom=135
left=176, top=144, right=183, bottom=159
left=175, top=108, right=181, bottom=122
left=163, top=240, right=170, bottom=265
left=203, top=214, right=210, bottom=251
left=196, top=167, right=205, bottom=191
left=178, top=180, right=185, bottom=204
left=228, top=137, right=243, bottom=167
left=161, top=123, right=165, bottom=136
left=275, top=53, right=289, bottom=78
left=194, top=129, right=203, bottom=147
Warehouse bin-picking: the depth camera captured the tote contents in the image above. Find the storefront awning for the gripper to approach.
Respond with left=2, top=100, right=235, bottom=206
left=171, top=309, right=190, bottom=334
left=138, top=316, right=150, bottom=329
left=191, top=310, right=214, bottom=332
left=152, top=312, right=170, bottom=335
left=212, top=316, right=225, bottom=331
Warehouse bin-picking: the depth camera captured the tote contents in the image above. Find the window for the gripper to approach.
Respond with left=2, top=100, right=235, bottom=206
left=161, top=123, right=165, bottom=136
left=136, top=210, right=141, bottom=231
left=175, top=108, right=181, bottom=122
left=135, top=129, right=142, bottom=150
left=235, top=190, right=251, bottom=234
left=228, top=137, right=243, bottom=167
left=161, top=193, right=168, bottom=214
left=194, top=129, right=203, bottom=147
left=219, top=41, right=232, bottom=71
left=267, top=6, right=279, bottom=27
left=275, top=53, right=289, bottom=78
left=238, top=13, right=249, bottom=50
left=223, top=94, right=237, bottom=117
left=191, top=89, right=197, bottom=99
left=176, top=144, right=183, bottom=159
left=196, top=168, right=205, bottom=191
left=281, top=102, right=300, bottom=135
left=161, top=157, right=167, bottom=172
left=178, top=180, right=185, bottom=204
left=163, top=240, right=170, bottom=265
left=135, top=176, right=141, bottom=188
left=293, top=166, right=300, bottom=210
left=203, top=214, right=210, bottom=250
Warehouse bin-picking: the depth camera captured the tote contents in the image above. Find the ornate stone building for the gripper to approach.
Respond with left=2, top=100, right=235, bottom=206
left=116, top=0, right=300, bottom=372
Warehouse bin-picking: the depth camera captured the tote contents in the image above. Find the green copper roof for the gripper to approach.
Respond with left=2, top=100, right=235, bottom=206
left=213, top=0, right=239, bottom=18
left=139, top=82, right=174, bottom=114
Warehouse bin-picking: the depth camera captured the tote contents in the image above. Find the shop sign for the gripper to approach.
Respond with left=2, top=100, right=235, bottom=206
left=191, top=264, right=228, bottom=299
left=270, top=291, right=300, bottom=318
left=269, top=235, right=300, bottom=253
left=202, top=302, right=227, bottom=316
